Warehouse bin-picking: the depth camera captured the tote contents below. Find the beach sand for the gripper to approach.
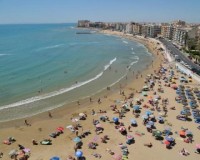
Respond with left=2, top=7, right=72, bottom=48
left=0, top=31, right=200, bottom=160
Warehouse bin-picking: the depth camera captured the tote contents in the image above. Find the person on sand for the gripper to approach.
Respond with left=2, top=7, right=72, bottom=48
left=128, top=126, right=131, bottom=132
left=180, top=148, right=190, bottom=156
left=0, top=152, right=3, bottom=158
left=24, top=119, right=31, bottom=126
left=144, top=142, right=152, bottom=148
left=98, top=98, right=101, bottom=104
left=32, top=139, right=38, bottom=145
left=48, top=111, right=52, bottom=118
left=67, top=155, right=75, bottom=160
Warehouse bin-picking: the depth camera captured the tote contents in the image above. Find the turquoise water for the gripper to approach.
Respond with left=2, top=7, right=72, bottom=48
left=0, top=23, right=153, bottom=121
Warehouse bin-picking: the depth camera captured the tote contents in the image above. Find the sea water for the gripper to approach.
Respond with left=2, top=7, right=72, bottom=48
left=0, top=23, right=153, bottom=121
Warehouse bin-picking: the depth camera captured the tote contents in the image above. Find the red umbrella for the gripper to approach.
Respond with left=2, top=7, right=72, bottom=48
left=96, top=124, right=102, bottom=128
left=126, top=135, right=133, bottom=140
left=57, top=127, right=64, bottom=131
left=163, top=140, right=170, bottom=145
left=196, top=144, right=200, bottom=149
left=113, top=153, right=122, bottom=160
left=119, top=126, right=126, bottom=132
left=179, top=130, right=186, bottom=136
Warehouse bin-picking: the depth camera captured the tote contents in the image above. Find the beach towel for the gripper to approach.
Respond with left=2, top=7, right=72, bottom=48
left=66, top=125, right=75, bottom=132
left=71, top=118, right=79, bottom=122
left=135, top=131, right=145, bottom=137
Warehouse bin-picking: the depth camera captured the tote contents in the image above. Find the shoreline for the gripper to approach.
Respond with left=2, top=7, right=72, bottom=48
left=0, top=30, right=164, bottom=129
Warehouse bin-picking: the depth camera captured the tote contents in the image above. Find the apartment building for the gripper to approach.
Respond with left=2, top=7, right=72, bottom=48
left=77, top=20, right=90, bottom=27
left=161, top=24, right=174, bottom=40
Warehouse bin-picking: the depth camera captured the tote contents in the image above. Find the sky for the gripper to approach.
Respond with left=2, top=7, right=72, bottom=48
left=0, top=0, right=200, bottom=24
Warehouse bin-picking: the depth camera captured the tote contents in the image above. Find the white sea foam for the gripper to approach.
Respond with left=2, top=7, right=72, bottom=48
left=123, top=41, right=128, bottom=44
left=36, top=44, right=64, bottom=51
left=131, top=56, right=139, bottom=60
left=104, top=57, right=116, bottom=70
left=131, top=52, right=136, bottom=55
left=131, top=48, right=133, bottom=50
left=0, top=54, right=11, bottom=56
left=0, top=58, right=117, bottom=110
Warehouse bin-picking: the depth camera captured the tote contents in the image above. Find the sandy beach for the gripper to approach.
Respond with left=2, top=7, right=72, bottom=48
left=1, top=30, right=200, bottom=160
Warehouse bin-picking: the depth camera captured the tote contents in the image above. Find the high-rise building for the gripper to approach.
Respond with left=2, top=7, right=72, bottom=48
left=161, top=24, right=174, bottom=40
left=77, top=20, right=90, bottom=27
left=132, top=23, right=142, bottom=35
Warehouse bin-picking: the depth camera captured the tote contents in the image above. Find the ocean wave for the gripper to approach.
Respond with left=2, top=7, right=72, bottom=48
left=0, top=54, right=11, bottom=56
left=104, top=57, right=116, bottom=70
left=131, top=56, right=139, bottom=60
left=131, top=52, right=136, bottom=55
left=36, top=44, right=64, bottom=51
left=123, top=41, right=128, bottom=44
left=130, top=60, right=139, bottom=66
left=0, top=58, right=117, bottom=110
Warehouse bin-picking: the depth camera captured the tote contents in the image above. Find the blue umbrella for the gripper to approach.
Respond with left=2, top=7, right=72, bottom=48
left=157, top=116, right=164, bottom=121
left=75, top=151, right=83, bottom=158
left=50, top=157, right=60, bottom=160
left=147, top=121, right=154, bottom=126
left=146, top=110, right=152, bottom=116
left=113, top=117, right=119, bottom=122
left=165, top=136, right=174, bottom=142
left=73, top=137, right=81, bottom=143
left=130, top=119, right=137, bottom=124
left=133, top=105, right=140, bottom=110
left=142, top=115, right=148, bottom=119
left=146, top=124, right=151, bottom=128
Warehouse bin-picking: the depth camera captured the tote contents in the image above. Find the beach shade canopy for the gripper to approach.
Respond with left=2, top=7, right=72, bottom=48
left=113, top=117, right=119, bottom=123
left=153, top=130, right=162, bottom=137
left=186, top=130, right=193, bottom=137
left=171, top=84, right=178, bottom=89
left=165, top=136, right=174, bottom=142
left=95, top=123, right=102, bottom=128
left=141, top=115, right=149, bottom=119
left=133, top=105, right=140, bottom=110
left=75, top=151, right=83, bottom=158
left=130, top=119, right=137, bottom=124
left=126, top=135, right=134, bottom=140
left=50, top=156, right=60, bottom=160
left=147, top=121, right=154, bottom=126
left=9, top=149, right=18, bottom=157
left=57, top=127, right=64, bottom=132
left=180, top=110, right=191, bottom=116
left=145, top=110, right=152, bottom=116
left=179, top=130, right=186, bottom=136
left=113, top=153, right=122, bottom=160
left=196, top=144, right=200, bottom=149
left=163, top=140, right=170, bottom=145
left=73, top=137, right=81, bottom=143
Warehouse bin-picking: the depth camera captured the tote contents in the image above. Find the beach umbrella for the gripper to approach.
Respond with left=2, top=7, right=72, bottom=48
left=146, top=110, right=152, bottom=116
left=147, top=121, right=154, bottom=126
left=73, top=137, right=81, bottom=143
left=141, top=115, right=148, bottom=119
left=186, top=130, right=193, bottom=137
left=50, top=157, right=60, bottom=160
left=57, top=127, right=64, bottom=132
left=171, top=84, right=178, bottom=89
left=9, top=149, right=18, bottom=157
left=113, top=154, right=122, bottom=160
left=95, top=123, right=102, bottom=128
left=79, top=113, right=85, bottom=117
left=133, top=105, right=140, bottom=110
left=153, top=130, right=162, bottom=137
left=130, top=119, right=137, bottom=124
left=146, top=124, right=151, bottom=128
left=165, top=136, right=174, bottom=142
left=157, top=116, right=164, bottom=121
left=142, top=91, right=147, bottom=96
left=23, top=148, right=30, bottom=153
left=113, top=117, right=119, bottom=123
left=75, top=151, right=83, bottom=158
left=164, top=126, right=171, bottom=131
left=119, top=126, right=126, bottom=132
left=163, top=140, right=170, bottom=145
left=196, top=144, right=200, bottom=149
left=126, top=135, right=133, bottom=140
left=179, top=130, right=186, bottom=137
